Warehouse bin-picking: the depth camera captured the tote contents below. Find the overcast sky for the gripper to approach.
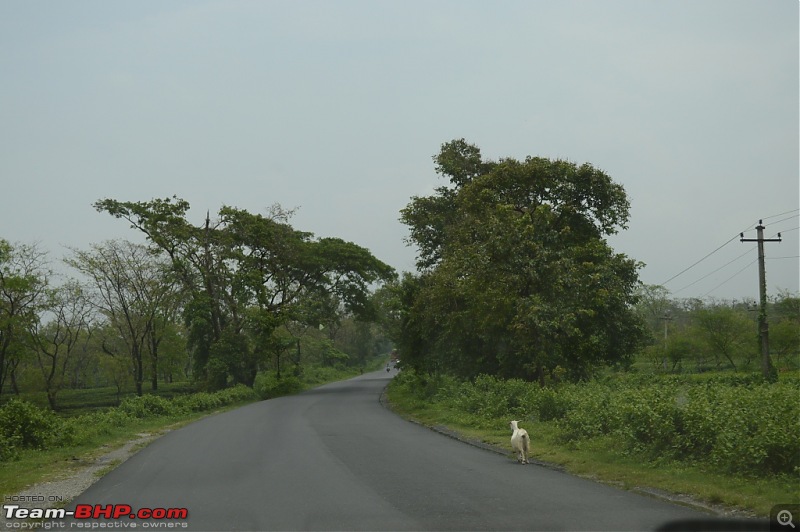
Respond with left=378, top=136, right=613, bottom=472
left=1, top=0, right=798, bottom=302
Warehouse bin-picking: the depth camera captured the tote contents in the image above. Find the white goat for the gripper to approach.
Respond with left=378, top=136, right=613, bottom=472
left=510, top=420, right=530, bottom=464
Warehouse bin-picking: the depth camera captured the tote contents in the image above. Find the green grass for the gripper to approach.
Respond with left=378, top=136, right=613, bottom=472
left=386, top=374, right=800, bottom=517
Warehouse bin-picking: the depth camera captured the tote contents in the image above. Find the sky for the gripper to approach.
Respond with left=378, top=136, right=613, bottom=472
left=1, top=0, right=798, bottom=303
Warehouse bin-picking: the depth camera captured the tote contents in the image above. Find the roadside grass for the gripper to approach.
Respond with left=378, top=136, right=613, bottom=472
left=386, top=373, right=800, bottom=517
left=1, top=358, right=388, bottom=499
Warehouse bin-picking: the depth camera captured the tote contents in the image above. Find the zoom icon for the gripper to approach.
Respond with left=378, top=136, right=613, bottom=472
left=773, top=505, right=800, bottom=531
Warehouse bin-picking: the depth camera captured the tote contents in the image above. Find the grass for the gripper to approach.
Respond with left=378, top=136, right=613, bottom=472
left=385, top=375, right=800, bottom=517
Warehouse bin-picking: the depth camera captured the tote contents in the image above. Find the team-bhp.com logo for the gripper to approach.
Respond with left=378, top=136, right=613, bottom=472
left=4, top=504, right=188, bottom=527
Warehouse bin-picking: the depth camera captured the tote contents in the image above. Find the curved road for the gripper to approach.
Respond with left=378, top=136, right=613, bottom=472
left=66, top=370, right=733, bottom=531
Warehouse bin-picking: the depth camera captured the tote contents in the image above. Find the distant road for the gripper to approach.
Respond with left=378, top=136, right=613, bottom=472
left=66, top=370, right=735, bottom=531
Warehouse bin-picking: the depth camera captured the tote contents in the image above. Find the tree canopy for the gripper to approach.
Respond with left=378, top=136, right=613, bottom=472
left=397, top=139, right=646, bottom=382
left=94, top=198, right=396, bottom=388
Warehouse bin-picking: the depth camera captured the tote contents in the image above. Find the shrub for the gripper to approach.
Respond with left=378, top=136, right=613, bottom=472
left=214, top=384, right=257, bottom=405
left=536, top=386, right=575, bottom=422
left=615, top=385, right=681, bottom=456
left=254, top=371, right=303, bottom=400
left=0, top=399, right=71, bottom=454
left=118, top=394, right=177, bottom=419
left=389, top=369, right=800, bottom=477
left=0, top=432, right=19, bottom=461
left=558, top=383, right=619, bottom=441
left=174, top=392, right=222, bottom=413
left=699, top=383, right=800, bottom=475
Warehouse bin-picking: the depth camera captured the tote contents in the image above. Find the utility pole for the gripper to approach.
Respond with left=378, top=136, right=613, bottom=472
left=740, top=221, right=781, bottom=381
left=658, top=311, right=673, bottom=370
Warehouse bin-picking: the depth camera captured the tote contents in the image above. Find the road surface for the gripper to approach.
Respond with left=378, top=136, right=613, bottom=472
left=64, top=370, right=745, bottom=531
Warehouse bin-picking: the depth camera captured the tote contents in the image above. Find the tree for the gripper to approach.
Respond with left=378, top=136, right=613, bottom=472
left=399, top=140, right=646, bottom=382
left=66, top=241, right=176, bottom=396
left=28, top=281, right=94, bottom=409
left=94, top=198, right=396, bottom=388
left=692, top=305, right=752, bottom=370
left=0, top=240, right=52, bottom=395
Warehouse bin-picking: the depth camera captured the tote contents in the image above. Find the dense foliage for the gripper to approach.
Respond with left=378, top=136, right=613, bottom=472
left=92, top=199, right=396, bottom=390
left=390, top=370, right=800, bottom=477
left=1, top=199, right=395, bottom=401
left=396, top=139, right=646, bottom=382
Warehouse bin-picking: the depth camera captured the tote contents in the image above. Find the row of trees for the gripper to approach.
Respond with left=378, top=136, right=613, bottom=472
left=1, top=201, right=396, bottom=409
left=3, top=141, right=796, bottom=406
left=635, top=286, right=799, bottom=373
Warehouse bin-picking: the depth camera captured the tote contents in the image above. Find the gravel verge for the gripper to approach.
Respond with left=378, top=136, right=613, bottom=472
left=0, top=431, right=162, bottom=527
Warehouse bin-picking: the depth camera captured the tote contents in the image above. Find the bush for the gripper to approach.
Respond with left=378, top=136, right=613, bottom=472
left=0, top=432, right=19, bottom=461
left=536, top=386, right=575, bottom=422
left=0, top=398, right=72, bottom=454
left=557, top=383, right=618, bottom=441
left=388, top=369, right=800, bottom=477
left=615, top=385, right=681, bottom=455
left=0, top=384, right=262, bottom=462
left=689, top=383, right=800, bottom=475
left=118, top=394, right=178, bottom=418
left=254, top=371, right=303, bottom=400
left=174, top=392, right=222, bottom=413
left=213, top=384, right=257, bottom=405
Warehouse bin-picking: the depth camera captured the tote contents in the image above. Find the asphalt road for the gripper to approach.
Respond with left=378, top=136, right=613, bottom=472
left=63, top=370, right=750, bottom=531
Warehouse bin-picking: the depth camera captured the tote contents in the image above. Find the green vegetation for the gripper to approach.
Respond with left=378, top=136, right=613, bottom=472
left=1, top=139, right=797, bottom=517
left=396, top=139, right=644, bottom=382
left=0, top=356, right=385, bottom=496
left=385, top=140, right=799, bottom=516
left=1, top=201, right=396, bottom=405
left=387, top=370, right=800, bottom=516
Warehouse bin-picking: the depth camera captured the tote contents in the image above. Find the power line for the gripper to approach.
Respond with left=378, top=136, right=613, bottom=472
left=768, top=214, right=799, bottom=226
left=659, top=210, right=798, bottom=288
left=672, top=247, right=752, bottom=295
left=769, top=225, right=798, bottom=238
left=701, top=258, right=758, bottom=298
left=760, top=208, right=799, bottom=222
left=659, top=233, right=740, bottom=286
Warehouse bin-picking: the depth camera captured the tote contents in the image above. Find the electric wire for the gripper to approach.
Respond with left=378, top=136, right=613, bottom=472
left=701, top=258, right=758, bottom=298
left=672, top=247, right=752, bottom=295
left=759, top=208, right=799, bottom=222
left=768, top=225, right=798, bottom=239
left=659, top=210, right=798, bottom=292
left=659, top=233, right=740, bottom=287
left=767, top=214, right=799, bottom=226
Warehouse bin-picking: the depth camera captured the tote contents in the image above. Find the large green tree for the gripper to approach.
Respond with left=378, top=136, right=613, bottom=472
left=399, top=139, right=646, bottom=382
left=94, top=198, right=395, bottom=388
